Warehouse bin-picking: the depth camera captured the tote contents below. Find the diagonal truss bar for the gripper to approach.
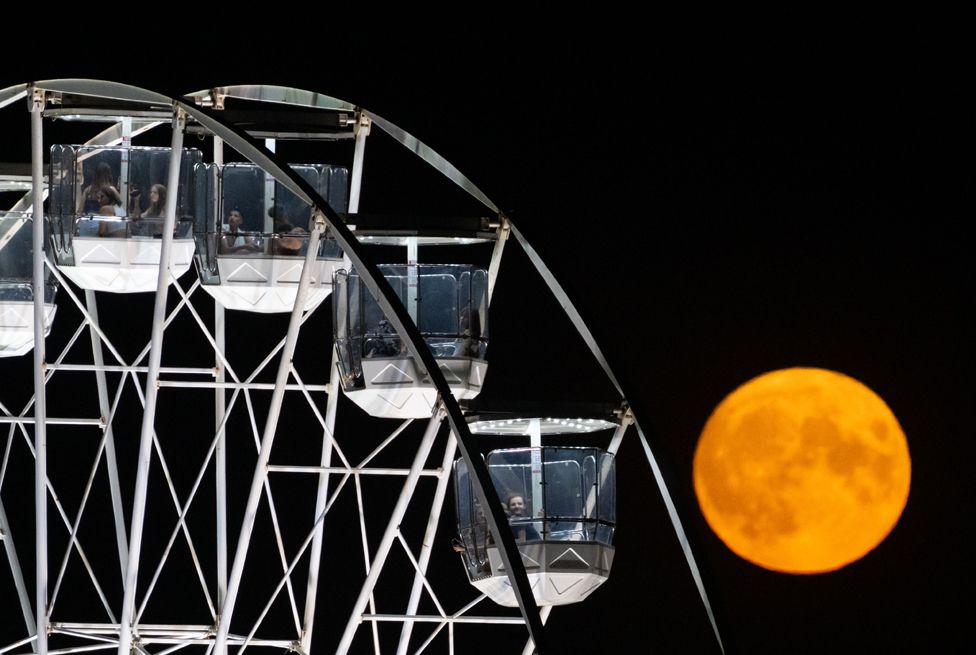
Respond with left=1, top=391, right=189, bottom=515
left=287, top=367, right=329, bottom=432
left=123, top=370, right=215, bottom=620
left=396, top=432, right=458, bottom=654
left=84, top=290, right=129, bottom=585
left=394, top=530, right=446, bottom=618
left=2, top=312, right=120, bottom=623
left=0, top=635, right=38, bottom=655
left=336, top=411, right=444, bottom=655
left=0, top=495, right=36, bottom=646
left=353, top=473, right=381, bottom=655
left=358, top=419, right=414, bottom=469
left=135, top=387, right=244, bottom=623
left=1, top=403, right=20, bottom=490
left=232, top=470, right=354, bottom=655
left=48, top=377, right=126, bottom=612
left=237, top=384, right=303, bottom=635
left=299, top=349, right=340, bottom=654
left=18, top=428, right=117, bottom=622
left=43, top=264, right=128, bottom=368
left=127, top=277, right=203, bottom=369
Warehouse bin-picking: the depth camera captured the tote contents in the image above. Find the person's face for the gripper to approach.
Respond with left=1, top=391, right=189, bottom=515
left=508, top=496, right=525, bottom=516
left=150, top=188, right=159, bottom=203
left=228, top=210, right=243, bottom=230
left=96, top=189, right=109, bottom=205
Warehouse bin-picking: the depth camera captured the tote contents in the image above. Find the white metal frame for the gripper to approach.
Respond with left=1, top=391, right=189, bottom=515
left=0, top=79, right=725, bottom=655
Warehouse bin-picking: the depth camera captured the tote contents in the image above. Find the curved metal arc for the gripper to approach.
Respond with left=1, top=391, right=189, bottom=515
left=507, top=221, right=725, bottom=654
left=186, top=85, right=357, bottom=112
left=175, top=101, right=311, bottom=205
left=178, top=102, right=548, bottom=652
left=0, top=83, right=28, bottom=109
left=183, top=83, right=499, bottom=214
left=34, top=79, right=172, bottom=106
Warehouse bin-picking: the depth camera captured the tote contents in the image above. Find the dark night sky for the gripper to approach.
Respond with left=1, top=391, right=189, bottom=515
left=1, top=39, right=970, bottom=653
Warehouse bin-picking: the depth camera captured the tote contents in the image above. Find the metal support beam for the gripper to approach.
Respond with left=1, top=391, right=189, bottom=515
left=85, top=290, right=129, bottom=583
left=486, top=217, right=511, bottom=302
left=215, top=302, right=227, bottom=607
left=521, top=606, right=553, bottom=655
left=335, top=410, right=444, bottom=655
left=299, top=351, right=340, bottom=654
left=396, top=432, right=459, bottom=655
left=607, top=409, right=632, bottom=456
left=0, top=497, right=36, bottom=648
left=31, top=85, right=49, bottom=655
left=213, top=134, right=229, bottom=610
left=117, top=107, right=187, bottom=655
left=213, top=217, right=326, bottom=655
left=348, top=114, right=370, bottom=213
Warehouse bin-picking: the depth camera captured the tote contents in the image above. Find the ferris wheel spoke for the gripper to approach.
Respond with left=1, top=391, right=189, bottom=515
left=353, top=472, right=382, bottom=655
left=85, top=289, right=131, bottom=586
left=0, top=495, right=36, bottom=643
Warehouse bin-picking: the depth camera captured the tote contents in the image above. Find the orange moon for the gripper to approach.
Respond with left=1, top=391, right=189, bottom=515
left=693, top=368, right=911, bottom=574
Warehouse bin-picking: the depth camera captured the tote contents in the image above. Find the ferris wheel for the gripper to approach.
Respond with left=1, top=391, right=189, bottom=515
left=0, top=80, right=723, bottom=654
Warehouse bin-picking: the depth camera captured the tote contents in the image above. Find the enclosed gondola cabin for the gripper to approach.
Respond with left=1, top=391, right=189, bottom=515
left=453, top=415, right=619, bottom=607
left=0, top=213, right=57, bottom=357
left=192, top=162, right=347, bottom=313
left=47, top=145, right=199, bottom=293
left=333, top=262, right=489, bottom=418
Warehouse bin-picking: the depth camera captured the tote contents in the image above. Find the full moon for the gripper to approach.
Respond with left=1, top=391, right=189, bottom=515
left=693, top=368, right=911, bottom=574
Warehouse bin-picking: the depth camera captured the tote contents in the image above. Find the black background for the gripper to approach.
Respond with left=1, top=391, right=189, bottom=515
left=0, top=37, right=970, bottom=653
